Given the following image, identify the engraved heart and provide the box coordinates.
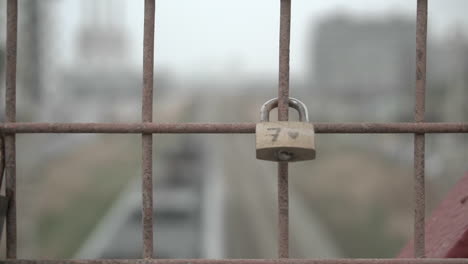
[288,131,299,139]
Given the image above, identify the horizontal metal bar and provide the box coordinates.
[3,259,468,264]
[0,122,468,134]
[0,123,254,134]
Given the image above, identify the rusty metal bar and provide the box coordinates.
[3,259,468,264]
[277,0,292,258]
[5,0,18,258]
[0,136,5,190]
[142,0,155,259]
[277,163,288,258]
[414,0,428,258]
[0,195,7,239]
[1,122,468,134]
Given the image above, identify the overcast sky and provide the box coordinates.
[55,0,468,77]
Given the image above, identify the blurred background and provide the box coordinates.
[0,0,467,259]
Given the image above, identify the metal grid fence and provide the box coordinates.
[2,0,468,263]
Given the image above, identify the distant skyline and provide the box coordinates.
[54,0,468,79]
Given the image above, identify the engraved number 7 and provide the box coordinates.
[267,127,281,142]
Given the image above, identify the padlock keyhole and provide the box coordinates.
[277,150,294,161]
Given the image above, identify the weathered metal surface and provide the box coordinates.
[5,0,17,123]
[399,173,468,258]
[277,0,292,258]
[260,98,309,123]
[413,0,428,258]
[142,0,156,259]
[0,136,5,190]
[0,123,255,134]
[5,0,18,258]
[277,162,289,259]
[3,259,468,264]
[1,123,468,134]
[0,195,7,240]
[0,137,5,240]
[1,0,466,262]
[256,122,315,162]
[257,98,314,162]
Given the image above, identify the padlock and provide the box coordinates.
[256,97,315,162]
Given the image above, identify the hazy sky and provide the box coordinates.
[56,0,468,78]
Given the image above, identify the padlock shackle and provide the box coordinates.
[260,97,309,122]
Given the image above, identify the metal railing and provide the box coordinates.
[2,0,468,263]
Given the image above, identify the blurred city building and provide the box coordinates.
[21,1,43,104]
[428,29,468,122]
[53,0,139,122]
[42,0,172,122]
[315,16,415,96]
[311,15,468,177]
[427,29,468,179]
[313,15,415,121]
[78,0,129,65]
[313,14,468,123]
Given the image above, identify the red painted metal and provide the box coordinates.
[399,173,468,258]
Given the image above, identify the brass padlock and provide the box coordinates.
[256,98,315,162]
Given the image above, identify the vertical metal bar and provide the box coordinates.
[5,0,18,259]
[142,0,155,259]
[414,0,428,258]
[0,136,5,190]
[277,163,289,258]
[277,0,291,259]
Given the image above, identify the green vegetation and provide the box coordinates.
[292,147,414,258]
[35,136,140,258]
